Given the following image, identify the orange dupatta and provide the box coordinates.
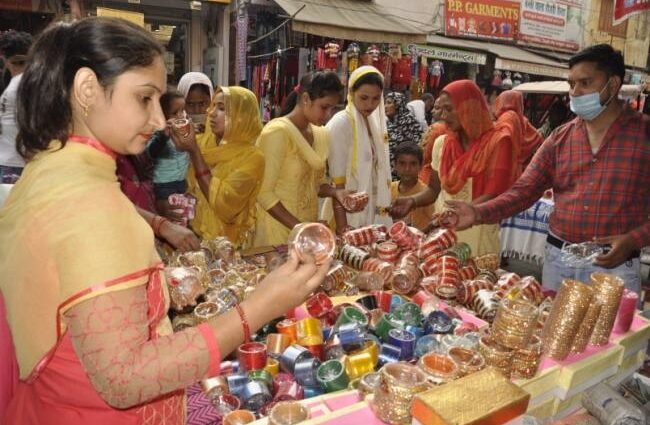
[495,90,543,164]
[438,80,519,198]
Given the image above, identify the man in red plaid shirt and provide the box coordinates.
[449,44,649,293]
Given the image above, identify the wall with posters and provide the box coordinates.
[585,0,649,69]
[444,0,520,41]
[518,0,584,52]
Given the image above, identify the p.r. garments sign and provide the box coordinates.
[444,0,520,41]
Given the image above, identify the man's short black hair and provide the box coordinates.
[421,93,434,102]
[0,30,32,59]
[394,142,423,164]
[568,44,625,81]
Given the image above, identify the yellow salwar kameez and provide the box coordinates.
[187,87,264,248]
[253,117,329,247]
[431,135,500,256]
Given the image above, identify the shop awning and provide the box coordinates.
[274,0,428,44]
[426,34,569,79]
[514,81,643,97]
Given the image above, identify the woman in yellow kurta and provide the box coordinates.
[253,72,344,247]
[173,86,264,248]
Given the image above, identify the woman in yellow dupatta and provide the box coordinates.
[172,86,264,248]
[253,72,344,247]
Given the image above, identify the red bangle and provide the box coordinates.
[195,168,211,179]
[235,304,251,343]
[152,216,168,236]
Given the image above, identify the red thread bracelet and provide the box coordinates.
[235,304,251,343]
[152,216,168,236]
[195,168,211,179]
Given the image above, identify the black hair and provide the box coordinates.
[188,83,211,98]
[421,93,434,102]
[394,142,423,164]
[281,71,344,116]
[0,30,32,59]
[160,89,185,119]
[16,17,164,159]
[568,44,625,81]
[351,72,383,92]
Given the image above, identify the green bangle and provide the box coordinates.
[248,369,274,388]
[316,359,349,392]
[374,313,402,343]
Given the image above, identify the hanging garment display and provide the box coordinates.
[491,70,502,87]
[502,71,513,89]
[347,43,360,73]
[392,55,412,90]
[367,44,380,62]
[418,56,428,94]
[429,60,443,89]
[323,41,340,71]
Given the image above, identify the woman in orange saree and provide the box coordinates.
[392,80,519,256]
[495,90,544,166]
[0,17,328,425]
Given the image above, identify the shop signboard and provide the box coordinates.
[1,0,34,12]
[614,0,650,25]
[518,0,583,52]
[495,57,568,79]
[444,0,520,41]
[409,44,487,65]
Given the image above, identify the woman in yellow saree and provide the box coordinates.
[172,86,264,248]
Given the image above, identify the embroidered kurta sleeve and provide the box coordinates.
[326,112,352,186]
[51,186,220,409]
[64,285,219,409]
[257,127,288,210]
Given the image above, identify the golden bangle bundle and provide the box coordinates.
[372,362,430,425]
[541,279,593,360]
[478,335,514,378]
[511,335,542,379]
[571,300,602,353]
[589,272,625,346]
[491,298,538,350]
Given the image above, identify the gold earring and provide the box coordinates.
[83,105,89,118]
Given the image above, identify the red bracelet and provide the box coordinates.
[235,304,251,343]
[195,168,211,179]
[152,216,168,236]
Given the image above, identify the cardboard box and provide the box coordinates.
[541,344,623,400]
[525,396,557,421]
[411,367,530,425]
[513,365,560,408]
[611,313,650,360]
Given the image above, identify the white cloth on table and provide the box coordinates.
[500,197,553,265]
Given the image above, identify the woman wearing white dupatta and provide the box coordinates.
[325,66,393,231]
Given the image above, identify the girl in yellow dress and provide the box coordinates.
[253,72,344,247]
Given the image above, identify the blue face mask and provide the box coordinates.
[569,79,615,121]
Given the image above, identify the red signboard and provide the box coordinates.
[445,0,521,41]
[613,0,650,25]
[0,0,32,11]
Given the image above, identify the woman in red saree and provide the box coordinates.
[0,17,328,425]
[495,90,544,166]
